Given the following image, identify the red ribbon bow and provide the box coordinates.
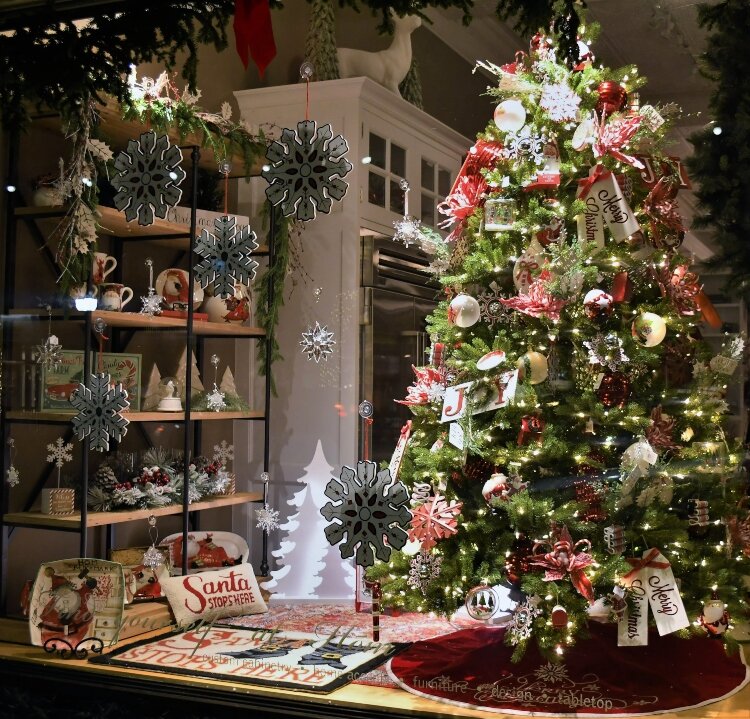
[593,114,645,169]
[623,547,670,581]
[576,163,613,200]
[530,526,595,604]
[234,0,277,77]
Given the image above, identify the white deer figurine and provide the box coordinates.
[337,14,422,96]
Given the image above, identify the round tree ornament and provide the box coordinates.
[448,294,481,327]
[483,197,517,231]
[465,584,498,621]
[516,351,548,384]
[596,370,631,408]
[493,99,526,132]
[595,81,628,117]
[632,312,667,347]
[583,289,614,321]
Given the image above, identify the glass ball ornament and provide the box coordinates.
[448,294,481,327]
[583,289,614,321]
[299,61,314,80]
[493,99,526,133]
[465,584,499,621]
[632,312,667,347]
[595,81,627,117]
[516,351,548,384]
[596,370,631,408]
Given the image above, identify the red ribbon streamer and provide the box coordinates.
[362,417,373,461]
[623,547,670,581]
[234,0,277,77]
[577,164,612,200]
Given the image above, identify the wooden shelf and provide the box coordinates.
[6,410,265,423]
[92,309,265,337]
[3,491,263,530]
[16,205,270,253]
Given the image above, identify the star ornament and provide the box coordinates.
[300,322,336,363]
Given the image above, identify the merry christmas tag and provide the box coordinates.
[388,421,412,480]
[618,573,649,646]
[578,169,640,242]
[576,207,605,248]
[642,549,689,636]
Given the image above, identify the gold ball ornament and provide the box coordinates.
[493,99,526,133]
[516,351,548,384]
[632,312,667,347]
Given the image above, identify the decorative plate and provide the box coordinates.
[28,558,125,650]
[162,531,249,574]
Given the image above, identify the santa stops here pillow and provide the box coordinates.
[161,564,267,627]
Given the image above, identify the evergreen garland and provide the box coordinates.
[399,59,424,109]
[687,0,750,297]
[305,0,340,81]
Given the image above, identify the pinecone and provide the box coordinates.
[94,463,118,491]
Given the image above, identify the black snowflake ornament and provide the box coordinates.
[262,121,352,221]
[112,130,186,226]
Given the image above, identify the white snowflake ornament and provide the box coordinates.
[255,504,281,532]
[407,549,443,594]
[540,82,581,122]
[206,384,227,412]
[112,130,186,226]
[300,322,336,363]
[320,460,412,567]
[262,120,353,221]
[70,372,130,452]
[508,595,543,644]
[33,335,63,372]
[213,440,235,467]
[193,216,260,298]
[393,216,424,248]
[140,287,162,316]
[5,465,20,488]
[46,437,74,468]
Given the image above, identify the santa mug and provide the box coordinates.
[92,252,117,285]
[99,282,133,311]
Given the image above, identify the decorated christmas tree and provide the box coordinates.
[368,25,750,660]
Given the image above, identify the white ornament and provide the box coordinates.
[255,504,281,533]
[5,465,20,488]
[632,312,667,347]
[46,437,74,468]
[213,440,235,467]
[508,595,543,643]
[516,351,548,385]
[513,239,545,294]
[448,294,481,328]
[206,384,227,412]
[408,550,443,594]
[493,99,526,132]
[540,82,581,122]
[300,321,336,363]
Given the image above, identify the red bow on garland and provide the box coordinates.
[643,177,685,249]
[623,547,670,580]
[234,0,277,77]
[593,114,645,169]
[530,525,595,604]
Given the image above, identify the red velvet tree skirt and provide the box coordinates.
[388,624,749,716]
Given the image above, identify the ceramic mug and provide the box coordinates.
[93,252,117,285]
[99,282,133,311]
[68,284,98,300]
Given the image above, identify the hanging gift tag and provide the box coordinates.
[639,105,665,132]
[441,382,472,422]
[577,168,640,243]
[642,549,690,636]
[482,370,518,413]
[448,422,465,449]
[618,574,649,646]
[576,209,605,248]
[442,372,518,423]
[388,421,412,480]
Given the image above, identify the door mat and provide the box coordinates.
[388,623,749,716]
[91,625,403,693]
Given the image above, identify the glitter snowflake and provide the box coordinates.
[142,545,165,569]
[33,335,63,371]
[534,662,570,684]
[139,287,162,316]
[193,216,260,298]
[584,333,629,371]
[255,504,281,532]
[320,460,412,567]
[428,255,451,276]
[478,282,511,327]
[206,385,227,412]
[46,437,73,468]
[112,130,186,226]
[70,372,130,452]
[262,120,353,221]
[508,596,543,644]
[407,549,443,594]
[393,216,424,248]
[540,82,581,122]
[213,440,234,467]
[300,322,336,363]
[408,494,463,550]
[5,466,20,488]
[501,127,547,165]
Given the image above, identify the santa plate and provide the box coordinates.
[28,558,125,651]
[162,530,249,574]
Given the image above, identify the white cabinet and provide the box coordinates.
[233,79,468,597]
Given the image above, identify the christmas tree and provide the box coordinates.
[264,441,355,599]
[305,0,339,82]
[369,26,750,660]
[399,59,423,110]
[175,348,204,400]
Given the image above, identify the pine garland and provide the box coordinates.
[305,0,340,81]
[687,0,750,297]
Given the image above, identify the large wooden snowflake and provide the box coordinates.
[70,372,130,452]
[262,120,352,221]
[408,494,463,550]
[320,460,411,567]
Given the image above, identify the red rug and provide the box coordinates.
[388,624,749,716]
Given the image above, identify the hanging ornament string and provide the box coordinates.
[300,62,313,121]
[143,514,165,568]
[219,160,231,216]
[359,400,374,461]
[94,318,108,373]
